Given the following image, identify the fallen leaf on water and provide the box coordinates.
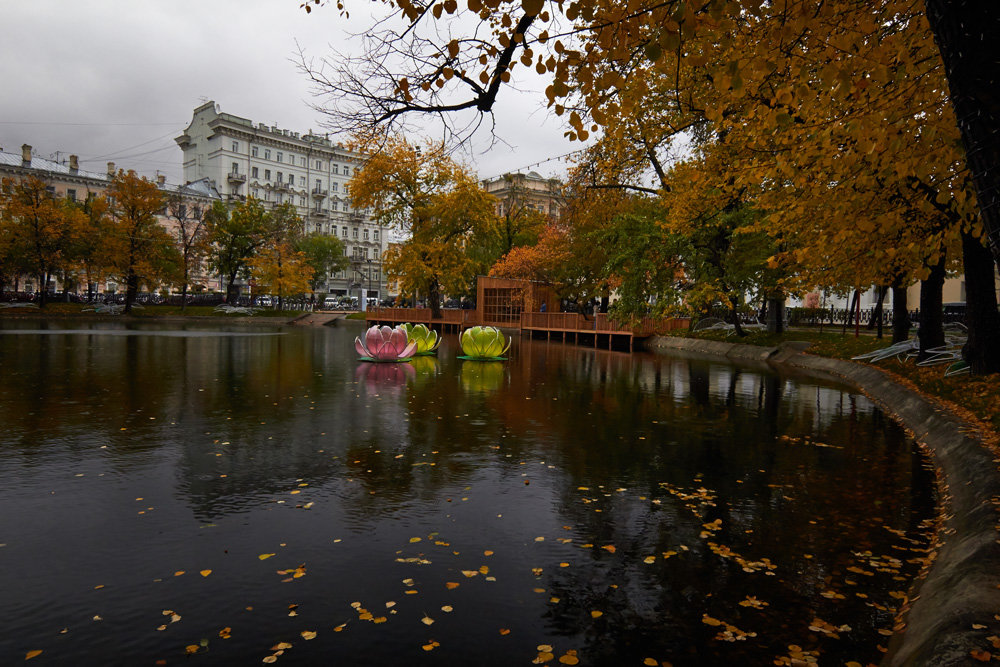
[643,556,656,564]
[535,536,545,542]
[185,645,199,655]
[500,628,511,635]
[558,650,580,665]
[422,640,440,651]
[301,630,317,640]
[410,537,422,543]
[25,650,42,660]
[422,616,435,625]
[445,582,460,589]
[644,660,658,666]
[219,627,232,639]
[559,562,570,568]
[441,605,453,613]
[271,642,292,650]
[259,554,275,560]
[200,570,212,577]
[461,570,478,578]
[479,565,489,575]
[601,545,616,553]
[532,568,543,576]
[174,571,185,577]
[590,611,603,619]
[385,601,396,608]
[484,550,494,556]
[970,650,992,662]
[262,656,277,664]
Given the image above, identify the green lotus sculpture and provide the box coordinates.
[401,323,441,355]
[459,326,511,360]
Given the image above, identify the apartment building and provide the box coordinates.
[481,171,564,220]
[175,102,385,299]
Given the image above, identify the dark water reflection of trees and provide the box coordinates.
[0,323,934,666]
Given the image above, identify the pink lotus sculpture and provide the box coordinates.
[355,325,418,362]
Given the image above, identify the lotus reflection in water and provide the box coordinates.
[355,325,418,362]
[355,360,416,395]
[460,361,506,392]
[459,326,511,360]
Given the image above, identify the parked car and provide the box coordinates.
[942,302,966,325]
[323,297,338,310]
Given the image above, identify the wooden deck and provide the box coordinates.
[366,308,689,350]
[520,312,690,350]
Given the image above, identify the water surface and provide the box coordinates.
[0,321,934,665]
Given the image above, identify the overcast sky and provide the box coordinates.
[0,1,579,185]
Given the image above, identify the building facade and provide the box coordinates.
[481,171,564,220]
[1,144,221,294]
[175,102,385,300]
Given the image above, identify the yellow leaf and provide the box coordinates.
[263,656,277,664]
[484,550,494,556]
[445,582,460,589]
[422,616,435,625]
[643,556,656,564]
[271,642,292,650]
[601,545,616,553]
[185,645,199,655]
[25,650,43,660]
[461,570,478,578]
[591,610,603,618]
[410,537,422,543]
[301,630,317,640]
[259,553,275,560]
[644,660,658,667]
[499,628,511,635]
[174,571,185,577]
[200,569,212,577]
[441,605,453,612]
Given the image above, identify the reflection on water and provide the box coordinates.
[0,322,934,666]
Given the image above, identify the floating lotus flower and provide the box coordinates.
[401,323,441,355]
[355,325,417,362]
[459,326,511,360]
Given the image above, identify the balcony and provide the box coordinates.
[274,181,292,192]
[227,171,246,184]
[311,187,328,199]
[309,208,327,218]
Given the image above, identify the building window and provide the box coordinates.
[231,162,239,174]
[300,157,306,167]
[66,189,77,202]
[252,146,258,157]
[316,160,322,170]
[331,182,338,192]
[373,229,379,242]
[299,176,305,187]
[252,166,259,178]
[277,172,283,183]
[265,149,271,160]
[264,191,271,201]
[276,194,283,204]
[352,227,359,239]
[343,166,350,176]
[363,228,369,241]
[341,226,347,238]
[343,202,349,212]
[232,141,239,152]
[277,152,283,162]
[252,188,259,197]
[332,164,339,174]
[265,169,271,181]
[299,197,306,206]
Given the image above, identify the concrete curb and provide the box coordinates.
[648,336,1000,666]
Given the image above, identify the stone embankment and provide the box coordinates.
[648,336,1000,667]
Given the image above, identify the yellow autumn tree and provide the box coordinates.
[350,135,497,316]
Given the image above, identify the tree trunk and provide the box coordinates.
[766,294,785,333]
[38,271,48,308]
[226,276,240,304]
[842,290,859,335]
[428,277,442,319]
[891,283,910,343]
[923,0,1000,265]
[868,286,889,338]
[961,229,1000,373]
[730,296,746,337]
[917,258,946,359]
[599,294,609,314]
[124,270,139,315]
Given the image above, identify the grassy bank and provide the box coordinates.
[671,327,1000,439]
[0,303,301,318]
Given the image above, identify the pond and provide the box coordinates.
[0,320,935,666]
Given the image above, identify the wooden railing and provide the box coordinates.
[368,308,479,326]
[521,312,689,335]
